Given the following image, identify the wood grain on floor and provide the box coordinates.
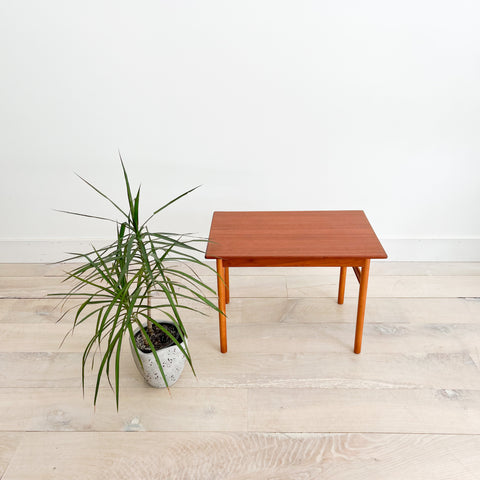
[0,262,480,479]
[3,432,480,480]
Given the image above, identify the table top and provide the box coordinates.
[205,211,387,261]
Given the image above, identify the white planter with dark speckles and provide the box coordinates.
[129,324,187,388]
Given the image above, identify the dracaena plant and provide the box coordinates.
[52,158,218,409]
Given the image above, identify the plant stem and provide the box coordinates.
[147,295,153,336]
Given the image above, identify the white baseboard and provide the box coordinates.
[379,238,480,261]
[0,239,113,263]
[0,238,479,263]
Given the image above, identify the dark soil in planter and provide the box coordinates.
[134,322,184,353]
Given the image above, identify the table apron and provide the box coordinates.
[221,257,369,268]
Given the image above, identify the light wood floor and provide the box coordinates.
[1,262,480,479]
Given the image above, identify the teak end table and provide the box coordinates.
[205,211,387,354]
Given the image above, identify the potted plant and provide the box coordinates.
[52,158,218,409]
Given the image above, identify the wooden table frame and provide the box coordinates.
[215,259,370,354]
[206,211,387,355]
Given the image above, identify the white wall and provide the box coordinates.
[1,1,479,261]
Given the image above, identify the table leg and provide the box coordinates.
[225,266,230,304]
[354,259,370,354]
[216,259,228,353]
[338,266,347,304]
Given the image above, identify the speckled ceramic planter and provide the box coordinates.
[129,323,187,388]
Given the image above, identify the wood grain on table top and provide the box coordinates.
[205,211,387,260]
